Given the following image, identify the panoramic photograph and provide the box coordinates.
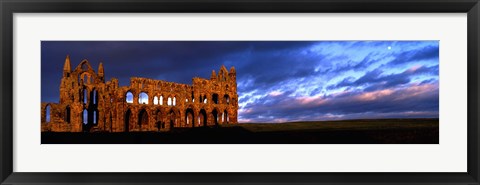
[41,41,439,144]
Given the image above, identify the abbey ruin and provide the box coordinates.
[41,55,238,132]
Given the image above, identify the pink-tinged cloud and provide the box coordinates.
[355,89,395,101]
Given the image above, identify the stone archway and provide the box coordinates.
[185,108,195,128]
[155,109,163,131]
[138,109,149,130]
[199,109,207,127]
[169,109,177,129]
[124,109,131,132]
[223,110,228,124]
[212,109,219,126]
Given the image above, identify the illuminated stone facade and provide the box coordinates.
[41,55,238,132]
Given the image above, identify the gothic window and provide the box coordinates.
[224,95,230,104]
[153,96,158,105]
[173,97,176,106]
[139,92,149,104]
[45,105,51,123]
[83,89,88,104]
[212,94,219,104]
[93,110,97,124]
[93,89,98,105]
[126,91,133,103]
[159,96,164,105]
[83,109,88,125]
[222,112,225,123]
[186,109,194,126]
[167,97,172,106]
[224,110,228,123]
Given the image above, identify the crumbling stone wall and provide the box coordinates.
[41,55,239,132]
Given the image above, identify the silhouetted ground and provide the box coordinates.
[41,118,439,144]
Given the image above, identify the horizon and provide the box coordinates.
[41,41,439,123]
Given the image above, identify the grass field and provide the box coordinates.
[41,118,439,144]
[228,118,438,132]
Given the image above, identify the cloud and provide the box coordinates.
[42,41,439,122]
[389,45,439,65]
[239,83,439,123]
[328,64,439,92]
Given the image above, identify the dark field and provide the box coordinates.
[41,118,439,144]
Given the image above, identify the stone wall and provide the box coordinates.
[41,55,238,132]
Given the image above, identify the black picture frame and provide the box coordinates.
[1,0,479,184]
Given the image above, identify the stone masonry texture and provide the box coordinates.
[41,55,238,132]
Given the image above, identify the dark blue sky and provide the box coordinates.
[41,41,439,123]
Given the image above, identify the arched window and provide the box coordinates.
[153,96,158,105]
[45,105,51,123]
[126,91,133,103]
[212,94,219,104]
[204,98,207,104]
[186,109,194,126]
[83,109,88,124]
[93,89,98,105]
[83,89,88,104]
[167,97,172,106]
[223,110,228,123]
[173,97,176,106]
[222,112,225,123]
[224,95,230,104]
[93,110,97,124]
[159,96,164,105]
[139,92,149,104]
[185,98,188,103]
